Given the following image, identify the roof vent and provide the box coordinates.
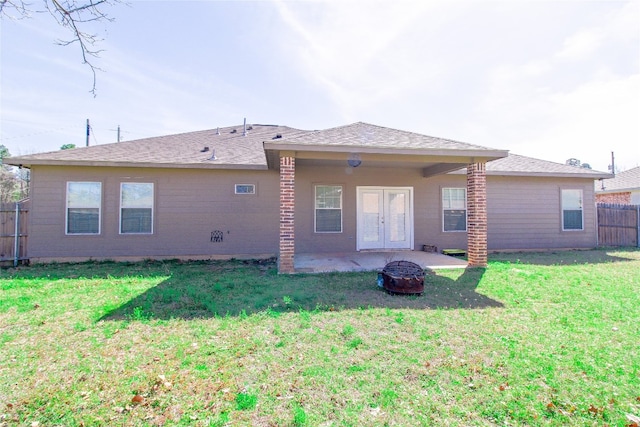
[216,127,220,135]
[273,134,282,139]
[243,118,247,136]
[201,146,210,152]
[208,149,217,161]
[230,129,237,134]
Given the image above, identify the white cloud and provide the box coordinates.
[556,29,604,61]
[273,0,446,120]
[537,74,640,171]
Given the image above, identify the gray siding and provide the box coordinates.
[294,165,469,253]
[486,176,598,250]
[26,164,599,262]
[295,165,598,253]
[28,166,281,261]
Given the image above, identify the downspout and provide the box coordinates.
[637,204,639,248]
[13,202,20,267]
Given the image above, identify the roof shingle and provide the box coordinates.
[267,122,501,152]
[451,153,611,178]
[596,166,640,192]
[7,124,308,169]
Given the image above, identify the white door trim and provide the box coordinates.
[356,186,414,251]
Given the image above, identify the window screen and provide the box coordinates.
[66,182,101,234]
[120,183,154,234]
[562,189,583,230]
[442,188,467,232]
[315,185,342,233]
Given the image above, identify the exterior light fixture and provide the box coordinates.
[348,153,362,168]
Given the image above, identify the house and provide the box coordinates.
[595,166,640,205]
[6,122,611,273]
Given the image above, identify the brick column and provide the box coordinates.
[278,155,295,274]
[467,162,488,267]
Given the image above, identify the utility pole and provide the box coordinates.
[110,125,122,142]
[86,119,90,147]
[608,151,616,175]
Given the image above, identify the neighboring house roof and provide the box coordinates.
[451,153,611,179]
[595,166,640,193]
[7,124,308,170]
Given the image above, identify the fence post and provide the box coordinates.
[13,202,20,267]
[637,205,640,248]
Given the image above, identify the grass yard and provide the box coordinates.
[0,249,639,426]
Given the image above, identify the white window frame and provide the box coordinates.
[120,182,154,234]
[314,185,343,233]
[65,181,101,235]
[442,187,467,232]
[235,184,256,195]
[561,189,584,231]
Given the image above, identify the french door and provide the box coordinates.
[357,187,413,250]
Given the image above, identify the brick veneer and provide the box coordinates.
[596,192,631,205]
[467,162,488,267]
[279,155,296,273]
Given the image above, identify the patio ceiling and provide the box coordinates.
[264,146,507,178]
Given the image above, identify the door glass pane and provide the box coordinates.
[362,192,380,241]
[388,192,405,242]
[363,193,379,213]
[363,213,379,241]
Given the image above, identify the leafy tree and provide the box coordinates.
[61,143,77,150]
[0,145,19,202]
[1,0,121,95]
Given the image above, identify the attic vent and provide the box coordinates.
[201,146,210,152]
[273,134,282,139]
[230,129,237,134]
[247,125,253,130]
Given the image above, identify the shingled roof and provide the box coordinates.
[7,124,308,169]
[596,166,640,192]
[451,153,611,178]
[265,122,504,154]
[7,122,609,180]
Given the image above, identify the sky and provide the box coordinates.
[1,0,639,172]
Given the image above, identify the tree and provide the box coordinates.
[61,143,77,150]
[0,144,20,202]
[0,0,121,95]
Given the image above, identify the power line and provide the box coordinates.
[0,127,74,141]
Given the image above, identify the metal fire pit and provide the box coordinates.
[380,260,425,295]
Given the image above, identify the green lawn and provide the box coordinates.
[0,249,639,426]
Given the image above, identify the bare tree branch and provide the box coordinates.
[1,0,121,96]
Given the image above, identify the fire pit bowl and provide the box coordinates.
[380,260,425,295]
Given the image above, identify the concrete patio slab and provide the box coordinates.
[294,251,468,273]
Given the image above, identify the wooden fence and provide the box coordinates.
[597,203,639,247]
[0,200,29,266]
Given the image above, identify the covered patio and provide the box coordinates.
[293,250,468,273]
[264,122,508,274]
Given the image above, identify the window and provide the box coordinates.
[442,188,467,232]
[120,183,154,234]
[562,189,583,230]
[235,184,255,194]
[315,185,342,233]
[66,182,101,234]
